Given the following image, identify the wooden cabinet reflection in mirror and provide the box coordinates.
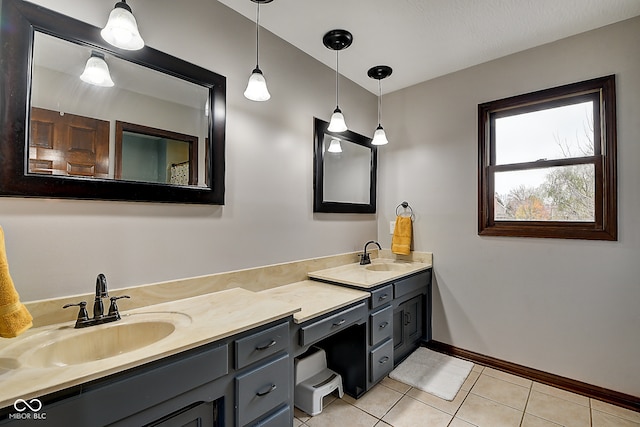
[29,107,109,178]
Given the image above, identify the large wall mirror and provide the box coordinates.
[0,0,225,204]
[313,118,377,213]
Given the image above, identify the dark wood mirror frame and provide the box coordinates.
[313,117,377,213]
[0,0,226,204]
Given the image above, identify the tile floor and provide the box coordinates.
[293,362,640,427]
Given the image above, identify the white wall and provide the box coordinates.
[378,17,640,396]
[1,0,378,300]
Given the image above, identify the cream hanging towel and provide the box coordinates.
[0,226,33,338]
[391,216,412,255]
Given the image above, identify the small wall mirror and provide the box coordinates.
[0,0,225,204]
[313,118,377,213]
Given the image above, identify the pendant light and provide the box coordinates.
[327,138,342,153]
[244,0,273,102]
[368,65,392,145]
[80,51,115,87]
[101,0,145,51]
[323,30,353,132]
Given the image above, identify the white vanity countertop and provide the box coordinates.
[259,280,369,323]
[0,288,300,409]
[308,258,432,289]
[0,253,434,409]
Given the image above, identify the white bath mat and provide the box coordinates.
[389,348,473,401]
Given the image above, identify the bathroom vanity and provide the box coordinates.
[0,257,432,426]
[305,262,432,397]
[1,319,292,427]
[0,289,300,427]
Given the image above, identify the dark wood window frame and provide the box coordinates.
[478,75,617,240]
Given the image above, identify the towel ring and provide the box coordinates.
[395,201,415,221]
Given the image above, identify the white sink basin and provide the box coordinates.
[365,263,409,272]
[26,320,175,367]
[3,311,192,369]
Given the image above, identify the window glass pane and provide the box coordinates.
[494,164,595,222]
[495,101,594,165]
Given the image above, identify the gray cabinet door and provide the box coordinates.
[404,295,423,345]
[393,295,424,365]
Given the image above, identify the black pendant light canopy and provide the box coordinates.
[367,65,392,81]
[323,29,353,51]
[324,29,353,132]
[368,65,393,146]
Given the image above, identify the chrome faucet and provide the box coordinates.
[360,240,381,265]
[63,273,130,328]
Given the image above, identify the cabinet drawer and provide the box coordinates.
[370,305,393,346]
[249,404,290,427]
[369,339,393,383]
[394,272,427,300]
[370,285,393,310]
[299,302,366,347]
[236,354,290,427]
[235,322,289,369]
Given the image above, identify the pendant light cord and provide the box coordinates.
[255,3,260,68]
[377,79,382,125]
[335,50,339,108]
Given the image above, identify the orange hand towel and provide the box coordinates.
[391,216,412,255]
[0,226,32,338]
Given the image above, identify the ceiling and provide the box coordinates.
[217,0,640,95]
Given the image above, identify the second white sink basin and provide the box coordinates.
[364,263,408,272]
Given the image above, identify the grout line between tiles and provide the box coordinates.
[519,384,535,427]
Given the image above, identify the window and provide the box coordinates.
[478,75,617,240]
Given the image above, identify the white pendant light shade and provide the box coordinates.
[327,138,342,153]
[244,68,271,101]
[80,52,114,87]
[328,108,348,132]
[368,65,393,146]
[371,125,389,146]
[101,1,145,51]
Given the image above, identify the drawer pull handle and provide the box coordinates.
[379,321,389,329]
[379,356,390,364]
[378,294,389,301]
[332,319,346,327]
[256,384,277,397]
[255,340,277,351]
